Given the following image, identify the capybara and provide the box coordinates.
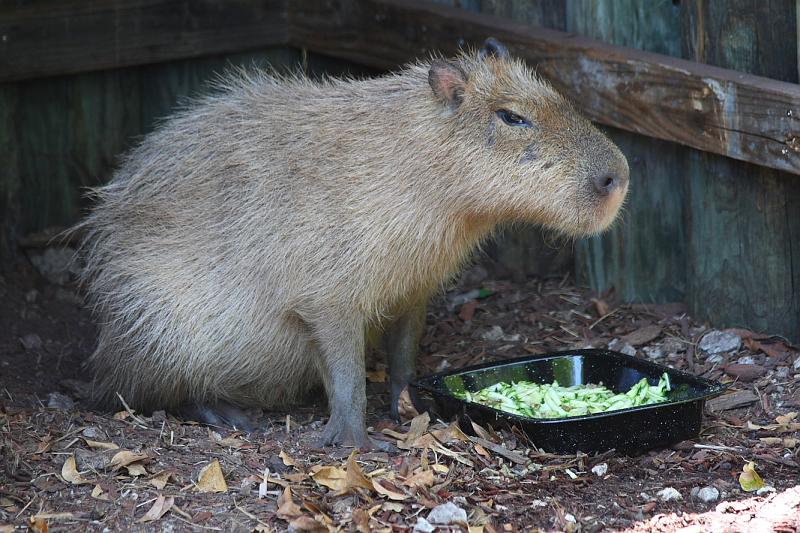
[77,38,629,449]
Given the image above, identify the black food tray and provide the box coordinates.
[410,349,725,454]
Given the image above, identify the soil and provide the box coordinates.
[1,250,798,533]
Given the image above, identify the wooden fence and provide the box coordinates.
[1,0,798,341]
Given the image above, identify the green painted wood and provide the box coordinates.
[567,0,689,303]
[681,0,800,341]
[0,46,301,253]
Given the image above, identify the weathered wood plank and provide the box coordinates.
[682,0,800,343]
[289,0,800,175]
[570,0,689,304]
[0,0,288,82]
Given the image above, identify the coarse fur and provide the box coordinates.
[77,44,628,446]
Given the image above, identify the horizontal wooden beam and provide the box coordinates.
[0,0,288,82]
[289,0,800,175]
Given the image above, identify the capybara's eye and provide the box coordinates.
[496,109,531,127]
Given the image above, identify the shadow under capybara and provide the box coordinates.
[77,38,629,449]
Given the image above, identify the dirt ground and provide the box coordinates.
[1,246,799,532]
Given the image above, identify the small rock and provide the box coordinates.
[529,499,547,508]
[427,502,467,525]
[608,338,636,356]
[656,487,682,502]
[692,486,720,503]
[707,354,724,364]
[736,356,756,365]
[591,463,608,476]
[82,427,105,439]
[756,486,776,496]
[698,330,741,355]
[47,392,75,410]
[725,363,766,382]
[412,517,435,533]
[565,513,576,523]
[643,346,664,360]
[660,337,686,354]
[20,333,43,352]
[482,325,505,341]
[775,367,791,379]
[793,357,800,370]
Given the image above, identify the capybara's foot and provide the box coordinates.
[316,416,392,451]
[178,401,258,431]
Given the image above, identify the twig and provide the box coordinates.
[116,393,150,427]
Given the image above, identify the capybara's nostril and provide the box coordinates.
[593,174,617,196]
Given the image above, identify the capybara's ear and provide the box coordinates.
[428,60,467,108]
[479,37,510,60]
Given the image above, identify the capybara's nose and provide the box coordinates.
[593,162,629,196]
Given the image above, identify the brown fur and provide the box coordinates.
[76,43,628,447]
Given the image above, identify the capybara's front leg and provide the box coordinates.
[314,320,389,450]
[385,301,427,420]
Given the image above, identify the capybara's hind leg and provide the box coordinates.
[178,401,258,432]
[384,302,427,420]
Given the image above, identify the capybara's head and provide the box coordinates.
[428,38,629,236]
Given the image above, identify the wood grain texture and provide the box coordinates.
[682,0,800,342]
[571,0,690,304]
[289,0,800,175]
[0,0,288,82]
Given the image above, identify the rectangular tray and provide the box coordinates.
[410,349,726,454]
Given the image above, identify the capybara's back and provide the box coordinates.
[80,40,629,448]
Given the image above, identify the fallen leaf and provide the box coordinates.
[109,450,149,470]
[280,450,298,468]
[759,437,783,445]
[126,463,148,477]
[196,460,228,493]
[276,487,303,520]
[149,471,173,490]
[0,525,15,533]
[401,412,430,448]
[288,516,328,532]
[473,443,491,458]
[739,462,765,492]
[397,387,420,421]
[112,411,129,421]
[776,412,798,426]
[621,324,662,347]
[310,465,347,491]
[784,437,798,448]
[429,421,470,444]
[27,516,47,533]
[91,485,110,501]
[591,298,610,317]
[61,456,90,485]
[215,435,246,449]
[344,451,374,493]
[84,439,119,450]
[352,508,371,533]
[366,368,386,383]
[382,502,404,512]
[373,478,408,501]
[459,300,478,322]
[402,468,434,488]
[137,494,174,523]
[431,464,449,474]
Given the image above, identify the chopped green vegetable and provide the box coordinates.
[452,373,672,419]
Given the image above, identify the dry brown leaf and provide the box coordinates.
[138,494,174,523]
[474,443,491,458]
[397,387,420,421]
[84,439,119,450]
[61,456,90,485]
[126,463,148,477]
[366,368,386,383]
[398,411,430,449]
[431,464,449,474]
[310,465,347,492]
[760,437,783,445]
[352,508,371,533]
[373,478,408,501]
[430,421,470,444]
[280,450,298,468]
[344,451,374,493]
[591,298,610,317]
[402,468,434,488]
[91,485,110,501]
[784,437,798,448]
[288,516,328,532]
[470,420,498,443]
[149,471,173,490]
[469,527,485,533]
[277,487,304,520]
[776,412,798,426]
[196,460,228,493]
[0,525,15,533]
[212,433,246,449]
[112,411,129,421]
[27,516,47,533]
[109,450,149,470]
[381,502,404,512]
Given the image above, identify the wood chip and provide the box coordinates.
[707,390,759,412]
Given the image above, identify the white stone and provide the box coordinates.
[736,356,756,365]
[608,338,636,356]
[591,463,608,476]
[756,486,776,496]
[412,518,435,533]
[656,487,682,502]
[427,502,467,525]
[694,486,719,503]
[643,346,664,360]
[793,357,800,370]
[698,330,741,355]
[482,325,505,341]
